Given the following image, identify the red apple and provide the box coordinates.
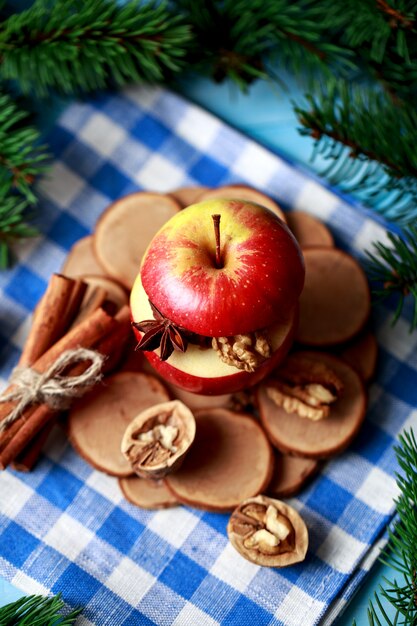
[130,198,304,394]
[139,199,304,336]
[131,275,298,394]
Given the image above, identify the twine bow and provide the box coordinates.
[0,348,105,432]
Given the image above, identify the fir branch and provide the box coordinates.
[356,430,417,625]
[0,0,191,96]
[0,593,81,625]
[295,81,417,223]
[0,91,48,203]
[366,226,417,331]
[0,90,46,266]
[175,0,354,88]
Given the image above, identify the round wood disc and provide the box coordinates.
[166,381,234,411]
[169,186,208,208]
[286,211,334,248]
[267,453,320,498]
[119,475,178,509]
[296,247,371,346]
[198,185,287,222]
[80,274,129,311]
[94,192,181,289]
[165,408,273,512]
[68,372,170,476]
[257,352,367,459]
[340,331,378,382]
[61,236,107,278]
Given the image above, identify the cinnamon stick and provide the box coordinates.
[0,309,132,469]
[9,310,129,473]
[65,278,88,325]
[0,405,56,469]
[11,421,55,472]
[97,305,131,374]
[18,274,77,367]
[70,286,108,328]
[0,307,118,447]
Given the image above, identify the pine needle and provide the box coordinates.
[366,226,417,331]
[357,429,417,625]
[0,0,191,96]
[0,593,81,626]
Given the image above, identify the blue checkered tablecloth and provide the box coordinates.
[0,86,416,626]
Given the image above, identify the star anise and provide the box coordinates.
[132,301,188,361]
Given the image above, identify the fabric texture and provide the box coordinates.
[0,86,416,626]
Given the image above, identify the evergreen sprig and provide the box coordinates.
[0,593,81,625]
[0,0,191,95]
[355,430,417,625]
[366,226,417,331]
[176,0,354,87]
[0,92,48,202]
[295,81,417,224]
[0,91,47,267]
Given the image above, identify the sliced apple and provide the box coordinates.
[131,275,297,394]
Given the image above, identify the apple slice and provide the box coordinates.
[165,408,273,512]
[119,475,178,509]
[339,331,378,382]
[296,247,371,346]
[286,211,334,248]
[198,185,286,222]
[169,186,208,208]
[94,192,181,289]
[267,453,320,498]
[68,372,170,476]
[257,352,367,458]
[61,235,107,277]
[131,275,297,394]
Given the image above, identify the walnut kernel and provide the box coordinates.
[266,353,344,420]
[212,330,271,372]
[121,400,196,479]
[227,495,308,567]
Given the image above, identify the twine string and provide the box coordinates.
[0,348,105,432]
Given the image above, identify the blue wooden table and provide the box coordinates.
[0,75,402,625]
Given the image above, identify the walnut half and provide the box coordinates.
[212,330,271,373]
[266,352,344,421]
[227,495,308,567]
[121,400,196,479]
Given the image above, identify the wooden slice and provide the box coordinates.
[267,453,320,498]
[165,408,273,512]
[94,192,181,289]
[296,248,371,346]
[166,381,234,411]
[198,185,287,222]
[68,372,170,476]
[286,211,334,248]
[258,352,367,459]
[119,475,178,509]
[339,331,378,383]
[169,186,208,208]
[61,236,106,278]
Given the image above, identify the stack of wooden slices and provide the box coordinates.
[64,184,375,567]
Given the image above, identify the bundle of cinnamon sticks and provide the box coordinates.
[0,273,132,471]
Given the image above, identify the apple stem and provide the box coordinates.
[212,214,222,268]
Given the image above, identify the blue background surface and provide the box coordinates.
[0,75,404,625]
